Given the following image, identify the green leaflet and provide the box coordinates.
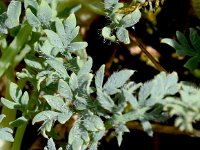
[45,30,64,49]
[24,55,43,70]
[78,57,93,76]
[0,127,14,142]
[116,27,130,44]
[104,0,119,10]
[103,69,135,95]
[55,18,66,45]
[58,79,73,100]
[69,73,79,91]
[43,95,68,111]
[0,114,14,142]
[83,115,105,132]
[37,0,52,26]
[138,72,179,107]
[68,123,85,150]
[44,138,57,150]
[5,0,21,28]
[161,27,200,70]
[190,28,200,51]
[95,65,105,89]
[0,114,5,122]
[67,42,88,52]
[141,120,153,136]
[101,26,116,42]
[97,89,115,112]
[46,59,69,79]
[24,0,38,10]
[32,110,60,125]
[26,8,41,27]
[9,82,22,103]
[1,97,17,109]
[115,124,129,146]
[0,13,7,34]
[121,9,141,28]
[9,116,28,127]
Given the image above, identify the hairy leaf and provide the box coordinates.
[0,127,14,142]
[97,89,115,111]
[32,111,60,125]
[58,79,73,100]
[44,138,56,150]
[5,1,21,28]
[121,9,141,28]
[116,27,130,44]
[95,65,105,89]
[37,0,52,25]
[9,116,28,127]
[26,8,41,27]
[103,70,135,95]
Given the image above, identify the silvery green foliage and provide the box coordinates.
[1,0,200,150]
[162,27,200,70]
[164,83,200,132]
[102,0,142,44]
[0,114,14,142]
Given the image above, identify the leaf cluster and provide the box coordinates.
[0,0,200,150]
[162,27,200,70]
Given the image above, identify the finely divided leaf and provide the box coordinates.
[55,18,66,45]
[26,8,41,27]
[0,114,6,122]
[69,73,79,91]
[121,9,141,28]
[37,0,52,25]
[176,31,190,48]
[45,30,64,49]
[116,27,130,44]
[122,89,139,109]
[67,42,88,52]
[44,138,56,150]
[24,55,43,70]
[83,116,104,132]
[46,59,68,79]
[78,57,93,76]
[102,26,116,42]
[32,111,60,125]
[20,91,29,106]
[9,82,22,103]
[189,28,200,52]
[9,116,28,127]
[141,121,153,136]
[57,111,73,124]
[0,127,14,142]
[103,70,134,95]
[5,1,21,28]
[97,89,115,111]
[58,79,73,99]
[1,97,17,109]
[95,65,105,89]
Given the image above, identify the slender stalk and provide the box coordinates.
[0,23,32,77]
[129,33,167,73]
[0,68,16,150]
[11,123,28,150]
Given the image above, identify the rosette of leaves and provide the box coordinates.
[161,27,200,70]
[102,0,142,44]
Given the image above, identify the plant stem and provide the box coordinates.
[129,33,167,73]
[0,68,16,150]
[11,123,28,150]
[0,23,32,78]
